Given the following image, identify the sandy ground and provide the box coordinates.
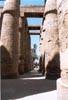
[1,67,57,100]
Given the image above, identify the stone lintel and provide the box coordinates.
[0,6,44,17]
[30,32,40,35]
[28,25,40,30]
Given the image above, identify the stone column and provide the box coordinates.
[27,34,32,70]
[41,29,46,75]
[18,17,25,74]
[24,27,31,72]
[0,14,2,37]
[39,39,43,73]
[1,0,20,78]
[57,0,68,100]
[24,23,29,72]
[44,0,60,79]
[39,30,45,75]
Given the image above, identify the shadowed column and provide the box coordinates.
[57,0,68,100]
[39,26,45,75]
[0,14,2,37]
[18,17,26,74]
[44,0,60,79]
[1,0,20,78]
[24,26,31,72]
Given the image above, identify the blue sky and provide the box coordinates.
[21,0,44,6]
[0,0,44,56]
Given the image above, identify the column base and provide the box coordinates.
[57,78,68,100]
[18,63,24,75]
[46,72,60,80]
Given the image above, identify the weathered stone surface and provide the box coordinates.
[1,0,20,78]
[25,27,31,72]
[18,17,25,74]
[0,15,2,37]
[57,0,68,100]
[28,25,40,30]
[39,28,45,75]
[0,6,44,18]
[57,79,68,100]
[44,0,60,79]
[44,0,57,14]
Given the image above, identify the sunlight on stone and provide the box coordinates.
[11,90,57,100]
[20,76,45,80]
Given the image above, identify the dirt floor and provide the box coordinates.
[1,67,57,100]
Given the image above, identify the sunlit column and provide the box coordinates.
[57,0,68,100]
[44,0,60,79]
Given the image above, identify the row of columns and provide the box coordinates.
[40,0,68,100]
[0,0,32,78]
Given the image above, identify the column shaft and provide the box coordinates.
[1,0,20,78]
[44,0,60,79]
[18,17,25,74]
[57,0,68,100]
[39,30,45,75]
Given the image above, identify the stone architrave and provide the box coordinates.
[1,0,20,78]
[57,0,68,100]
[44,0,60,79]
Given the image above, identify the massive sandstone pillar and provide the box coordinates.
[39,27,45,75]
[44,0,60,79]
[27,34,32,70]
[1,0,20,78]
[0,13,2,37]
[24,25,31,72]
[0,15,1,36]
[18,17,25,74]
[57,0,68,100]
[39,38,43,73]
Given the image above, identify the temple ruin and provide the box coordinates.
[0,0,68,100]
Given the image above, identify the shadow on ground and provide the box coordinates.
[1,68,56,100]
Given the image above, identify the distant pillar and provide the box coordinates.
[27,34,32,70]
[24,26,31,72]
[57,0,68,100]
[39,39,43,72]
[44,0,60,79]
[18,17,25,74]
[39,29,45,75]
[1,0,20,78]
[0,14,2,37]
[0,15,1,36]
